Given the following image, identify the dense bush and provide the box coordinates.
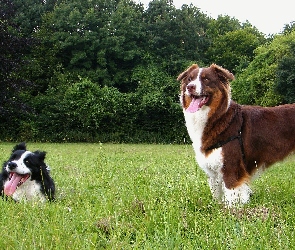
[275,42,295,103]
[2,0,294,143]
[231,31,295,106]
[18,77,187,143]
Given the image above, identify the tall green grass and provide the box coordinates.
[0,143,294,249]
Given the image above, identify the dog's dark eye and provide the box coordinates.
[188,77,192,82]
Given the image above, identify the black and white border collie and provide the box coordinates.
[0,143,55,202]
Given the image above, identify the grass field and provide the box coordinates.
[0,142,295,249]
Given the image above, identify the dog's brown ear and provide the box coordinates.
[177,71,187,81]
[177,64,198,81]
[211,64,234,83]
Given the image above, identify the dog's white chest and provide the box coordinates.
[184,108,224,175]
[12,180,46,202]
[193,144,223,174]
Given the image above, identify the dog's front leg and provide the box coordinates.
[222,182,252,207]
[207,173,223,201]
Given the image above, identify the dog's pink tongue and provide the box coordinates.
[186,97,202,113]
[4,173,25,196]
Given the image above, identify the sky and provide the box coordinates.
[136,0,295,35]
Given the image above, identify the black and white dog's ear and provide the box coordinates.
[33,151,46,162]
[12,142,27,152]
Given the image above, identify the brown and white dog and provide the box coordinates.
[177,63,295,206]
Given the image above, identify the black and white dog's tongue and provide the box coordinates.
[4,173,30,196]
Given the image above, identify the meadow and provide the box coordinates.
[0,142,294,249]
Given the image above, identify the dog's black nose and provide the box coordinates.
[187,84,196,93]
[8,162,17,170]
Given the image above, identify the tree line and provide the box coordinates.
[1,0,295,143]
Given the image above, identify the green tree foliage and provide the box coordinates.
[132,63,185,142]
[145,1,210,74]
[232,32,295,106]
[8,0,56,95]
[206,15,242,38]
[275,41,295,103]
[10,0,56,36]
[101,0,146,91]
[0,0,35,138]
[31,75,185,143]
[2,0,288,143]
[37,0,110,84]
[61,80,128,141]
[30,78,127,142]
[283,21,295,34]
[206,17,266,73]
[35,0,146,92]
